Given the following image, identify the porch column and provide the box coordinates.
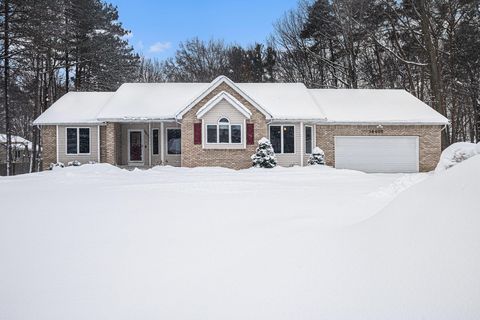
[105,122,117,165]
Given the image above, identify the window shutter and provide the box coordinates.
[247,123,254,145]
[194,123,202,145]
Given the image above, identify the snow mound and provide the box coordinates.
[352,156,480,318]
[435,142,479,172]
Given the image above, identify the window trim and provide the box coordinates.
[269,124,295,154]
[65,127,91,155]
[166,128,182,155]
[205,117,243,145]
[305,125,313,155]
[152,128,159,155]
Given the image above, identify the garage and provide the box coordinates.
[334,136,419,173]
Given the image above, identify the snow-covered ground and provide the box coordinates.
[0,160,479,320]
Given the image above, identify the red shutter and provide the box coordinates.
[247,123,254,145]
[194,123,202,145]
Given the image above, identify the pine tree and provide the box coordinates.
[251,137,277,168]
[308,147,325,165]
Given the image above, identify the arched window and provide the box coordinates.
[206,117,242,144]
[218,118,230,143]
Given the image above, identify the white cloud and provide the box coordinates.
[148,41,172,53]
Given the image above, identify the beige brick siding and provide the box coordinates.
[41,125,57,170]
[105,122,119,165]
[181,82,267,170]
[315,124,443,172]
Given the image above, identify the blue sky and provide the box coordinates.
[108,0,299,59]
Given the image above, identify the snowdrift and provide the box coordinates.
[435,141,480,172]
[0,159,478,319]
[342,155,480,319]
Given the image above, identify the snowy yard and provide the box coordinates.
[0,159,479,319]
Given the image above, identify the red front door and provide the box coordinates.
[129,131,143,162]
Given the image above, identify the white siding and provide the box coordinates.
[58,125,99,164]
[268,123,301,167]
[200,98,247,150]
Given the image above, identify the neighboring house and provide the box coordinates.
[33,76,448,173]
[0,134,32,176]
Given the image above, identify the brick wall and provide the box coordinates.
[316,124,443,172]
[41,125,57,170]
[105,122,119,165]
[181,82,267,170]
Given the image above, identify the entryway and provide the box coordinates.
[128,130,144,163]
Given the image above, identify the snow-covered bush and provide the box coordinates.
[308,147,325,165]
[251,137,277,168]
[88,161,97,165]
[48,162,65,170]
[435,142,480,172]
[67,160,82,167]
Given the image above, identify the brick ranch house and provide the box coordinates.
[33,76,448,173]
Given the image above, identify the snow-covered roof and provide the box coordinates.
[309,89,449,125]
[0,134,32,149]
[237,83,325,120]
[33,92,115,125]
[33,77,448,125]
[97,83,209,121]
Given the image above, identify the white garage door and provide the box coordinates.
[334,136,419,173]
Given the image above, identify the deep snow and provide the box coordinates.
[0,160,478,320]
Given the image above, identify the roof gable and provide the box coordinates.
[175,76,272,120]
[196,91,252,119]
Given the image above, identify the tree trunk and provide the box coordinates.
[418,0,449,147]
[3,0,12,176]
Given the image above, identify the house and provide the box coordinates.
[0,134,33,175]
[33,76,448,173]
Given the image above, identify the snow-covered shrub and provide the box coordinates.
[48,162,65,170]
[88,161,97,165]
[67,160,82,167]
[308,147,325,165]
[251,137,277,168]
[435,142,480,172]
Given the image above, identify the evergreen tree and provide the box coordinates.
[308,147,325,165]
[251,137,277,168]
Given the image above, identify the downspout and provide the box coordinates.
[97,125,100,163]
[300,122,304,167]
[160,122,165,165]
[56,125,59,164]
[148,122,152,167]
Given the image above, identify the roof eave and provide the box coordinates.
[322,120,449,126]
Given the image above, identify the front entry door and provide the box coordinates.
[129,130,143,162]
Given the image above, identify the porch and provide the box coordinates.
[106,122,181,167]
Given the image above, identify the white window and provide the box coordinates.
[305,126,313,154]
[167,128,181,154]
[152,129,159,155]
[66,127,90,155]
[206,118,242,144]
[269,125,295,154]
